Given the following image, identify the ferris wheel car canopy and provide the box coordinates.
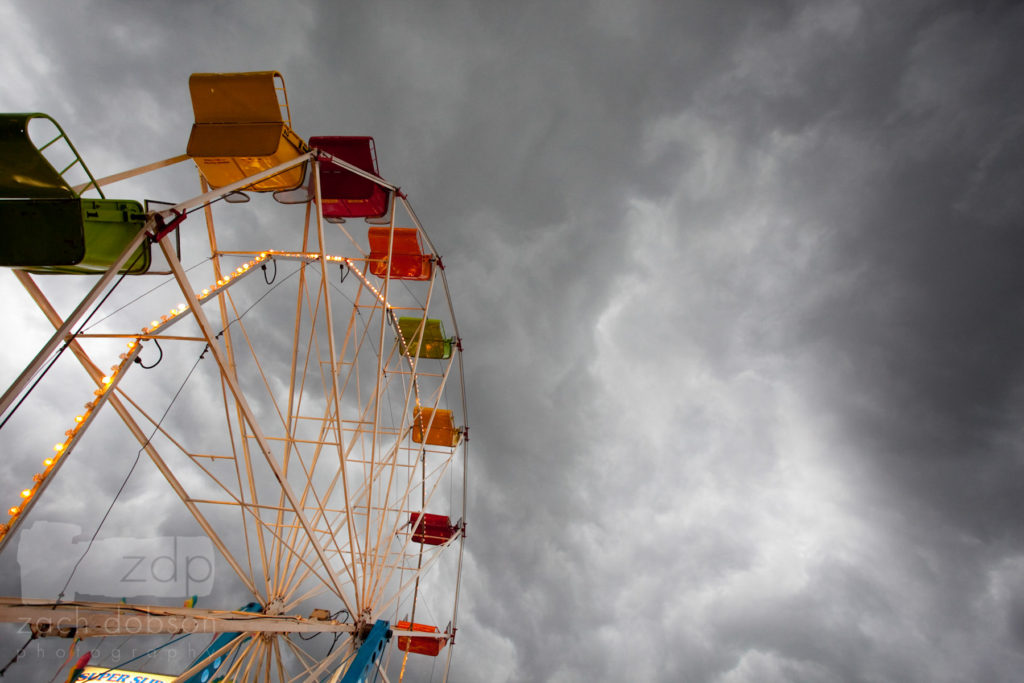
[367,226,433,280]
[186,71,308,192]
[309,136,391,220]
[0,113,151,274]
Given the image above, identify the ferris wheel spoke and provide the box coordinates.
[271,395,364,598]
[235,638,264,683]
[198,179,280,602]
[281,630,354,683]
[271,256,369,605]
[161,241,358,613]
[271,265,339,598]
[224,495,359,616]
[230,401,276,601]
[213,636,257,683]
[271,637,287,683]
[169,632,249,683]
[275,309,406,602]
[280,580,329,615]
[275,445,360,594]
[367,457,458,609]
[269,348,434,613]
[373,541,453,618]
[273,236,318,597]
[310,200,369,613]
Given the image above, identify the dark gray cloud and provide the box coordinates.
[2,0,1024,681]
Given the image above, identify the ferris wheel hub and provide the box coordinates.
[265,596,285,616]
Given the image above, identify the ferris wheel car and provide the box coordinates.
[367,226,433,280]
[186,71,308,192]
[309,135,391,221]
[0,113,150,274]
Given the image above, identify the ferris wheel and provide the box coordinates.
[0,71,468,682]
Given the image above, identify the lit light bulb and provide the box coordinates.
[54,444,64,452]
[102,376,112,385]
[8,507,18,516]
[43,459,53,467]
[20,489,31,499]
[74,415,84,423]
[151,320,159,328]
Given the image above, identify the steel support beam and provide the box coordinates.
[0,598,354,639]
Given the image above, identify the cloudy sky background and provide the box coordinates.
[2,0,1024,681]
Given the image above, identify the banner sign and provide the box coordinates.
[76,668,176,683]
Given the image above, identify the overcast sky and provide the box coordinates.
[2,0,1024,681]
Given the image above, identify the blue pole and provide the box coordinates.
[183,602,263,683]
[339,620,391,683]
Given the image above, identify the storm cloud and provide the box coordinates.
[2,1,1024,681]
